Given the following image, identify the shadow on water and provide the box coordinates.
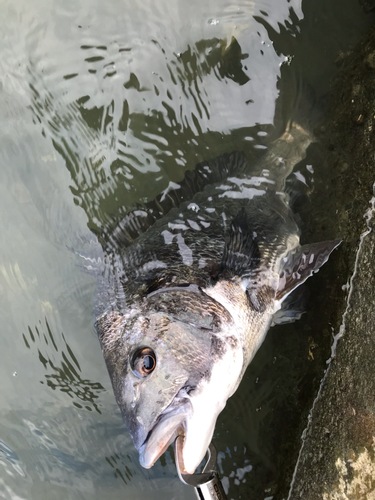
[1,0,374,499]
[22,319,105,413]
[28,35,263,235]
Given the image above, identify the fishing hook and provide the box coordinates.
[174,436,228,500]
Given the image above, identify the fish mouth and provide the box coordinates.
[138,392,219,474]
[139,398,192,470]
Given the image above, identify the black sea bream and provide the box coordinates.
[95,123,340,474]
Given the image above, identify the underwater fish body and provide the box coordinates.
[95,123,340,474]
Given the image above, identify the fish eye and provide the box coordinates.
[131,348,156,378]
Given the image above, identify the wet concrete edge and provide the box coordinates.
[287,26,375,500]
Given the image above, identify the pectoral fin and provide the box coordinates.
[271,286,307,326]
[276,239,341,301]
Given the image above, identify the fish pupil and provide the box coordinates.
[143,355,155,371]
[131,347,156,377]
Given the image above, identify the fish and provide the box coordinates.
[95,122,340,475]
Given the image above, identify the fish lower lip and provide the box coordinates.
[139,400,191,469]
[174,427,188,476]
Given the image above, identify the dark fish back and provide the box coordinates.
[100,151,250,252]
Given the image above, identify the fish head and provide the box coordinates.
[97,292,243,474]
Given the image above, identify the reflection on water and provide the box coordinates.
[0,0,373,499]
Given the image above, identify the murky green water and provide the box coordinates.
[0,1,373,499]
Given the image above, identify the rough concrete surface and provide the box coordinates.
[288,27,375,500]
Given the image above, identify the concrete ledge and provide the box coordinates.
[288,27,375,500]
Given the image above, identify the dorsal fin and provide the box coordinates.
[101,151,249,251]
[216,210,275,313]
[218,209,261,278]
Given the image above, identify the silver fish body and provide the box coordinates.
[96,123,340,474]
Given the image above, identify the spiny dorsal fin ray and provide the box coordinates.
[216,210,276,313]
[218,209,261,279]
